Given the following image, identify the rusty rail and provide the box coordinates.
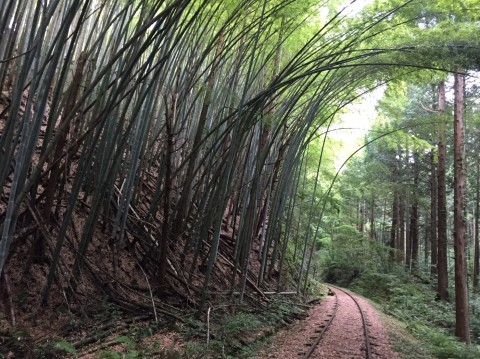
[328,285,372,359]
[302,288,339,359]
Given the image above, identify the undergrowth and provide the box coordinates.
[0,295,306,358]
[63,297,306,358]
[355,272,480,358]
[179,297,307,358]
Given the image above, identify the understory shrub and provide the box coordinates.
[319,237,392,286]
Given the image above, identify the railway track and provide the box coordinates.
[301,285,372,359]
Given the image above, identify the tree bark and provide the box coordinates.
[406,200,412,267]
[425,209,430,264]
[381,199,387,245]
[453,70,470,344]
[390,192,398,264]
[369,192,375,240]
[437,81,449,301]
[409,202,418,269]
[410,153,419,269]
[400,194,406,264]
[358,197,365,233]
[430,151,438,276]
[474,161,480,292]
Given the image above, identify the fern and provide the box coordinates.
[53,339,77,357]
[114,335,136,347]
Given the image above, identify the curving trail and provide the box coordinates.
[256,285,399,359]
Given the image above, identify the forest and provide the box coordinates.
[1,0,480,358]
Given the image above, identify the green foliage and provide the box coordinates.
[53,338,77,357]
[351,270,480,358]
[320,246,362,286]
[418,328,479,359]
[350,271,400,301]
[178,299,306,358]
[469,296,480,344]
[182,341,208,358]
[98,350,139,359]
[97,334,139,359]
[180,311,263,358]
[333,224,361,241]
[96,333,184,359]
[224,312,261,338]
[114,335,136,347]
[359,0,480,71]
[320,234,392,287]
[268,299,298,323]
[317,236,331,246]
[31,337,78,358]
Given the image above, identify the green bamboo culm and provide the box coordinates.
[1,0,439,311]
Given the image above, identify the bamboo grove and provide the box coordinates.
[0,0,474,319]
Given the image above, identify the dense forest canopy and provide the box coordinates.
[1,0,480,356]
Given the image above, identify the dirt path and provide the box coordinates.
[256,286,399,359]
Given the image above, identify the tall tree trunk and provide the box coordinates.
[369,192,375,240]
[453,70,470,343]
[408,204,418,269]
[425,209,430,264]
[437,81,449,301]
[430,150,438,276]
[390,192,398,264]
[474,161,480,292]
[397,195,404,263]
[410,153,419,269]
[406,207,412,267]
[381,198,387,245]
[358,197,364,233]
[357,198,361,231]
